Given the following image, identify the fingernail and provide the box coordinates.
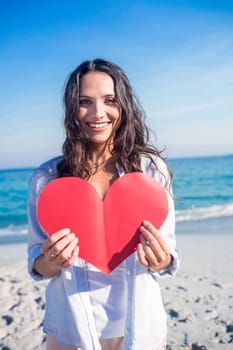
[143,220,149,226]
[63,228,71,234]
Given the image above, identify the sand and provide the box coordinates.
[0,230,233,349]
[161,232,233,349]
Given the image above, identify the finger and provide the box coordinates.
[141,220,158,236]
[48,233,77,259]
[140,221,170,255]
[62,245,80,268]
[143,243,161,266]
[42,228,71,252]
[140,221,160,245]
[143,221,171,254]
[137,243,150,268]
[59,237,78,262]
[141,236,167,264]
[152,232,171,255]
[140,227,164,259]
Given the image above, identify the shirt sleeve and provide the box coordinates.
[143,156,181,278]
[156,188,181,277]
[27,166,53,281]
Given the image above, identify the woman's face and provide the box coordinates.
[77,72,121,148]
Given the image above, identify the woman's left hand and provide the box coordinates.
[137,220,172,272]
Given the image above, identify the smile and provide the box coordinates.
[88,122,110,129]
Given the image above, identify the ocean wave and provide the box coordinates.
[176,203,233,222]
[0,203,233,238]
[0,224,28,237]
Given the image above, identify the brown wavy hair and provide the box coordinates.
[57,58,172,187]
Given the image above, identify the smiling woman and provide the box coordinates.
[77,72,121,151]
[75,71,122,199]
[57,59,170,181]
[27,58,180,350]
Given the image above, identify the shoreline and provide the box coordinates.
[176,215,233,235]
[1,214,233,246]
[0,232,233,349]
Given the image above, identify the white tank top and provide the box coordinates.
[87,261,127,339]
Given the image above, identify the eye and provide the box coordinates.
[79,98,91,106]
[105,96,118,105]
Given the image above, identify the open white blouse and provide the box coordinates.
[27,155,180,350]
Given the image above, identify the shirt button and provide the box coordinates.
[126,270,131,275]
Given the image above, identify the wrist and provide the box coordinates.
[34,254,61,278]
[148,254,173,273]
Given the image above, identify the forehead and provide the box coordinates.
[80,72,115,94]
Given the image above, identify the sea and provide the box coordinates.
[0,154,233,244]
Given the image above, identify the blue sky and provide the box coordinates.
[1,0,233,168]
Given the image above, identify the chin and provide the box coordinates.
[89,136,114,147]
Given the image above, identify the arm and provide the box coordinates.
[27,164,79,280]
[34,228,79,278]
[137,157,180,276]
[137,193,180,276]
[137,220,172,272]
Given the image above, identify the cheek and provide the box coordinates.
[114,110,122,126]
[77,108,86,122]
[111,107,121,122]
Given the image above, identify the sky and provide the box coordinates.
[0,0,233,169]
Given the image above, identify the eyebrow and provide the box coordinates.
[79,94,115,98]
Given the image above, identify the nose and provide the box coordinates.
[92,100,105,119]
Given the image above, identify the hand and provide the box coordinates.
[41,228,79,270]
[137,220,172,272]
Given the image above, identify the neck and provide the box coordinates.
[87,149,116,174]
[88,153,112,165]
[88,143,113,165]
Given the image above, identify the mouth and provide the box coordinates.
[87,122,110,129]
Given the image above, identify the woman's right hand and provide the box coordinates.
[34,228,79,278]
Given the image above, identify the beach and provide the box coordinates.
[161,230,233,349]
[0,225,233,350]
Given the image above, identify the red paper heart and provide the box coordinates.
[37,173,168,274]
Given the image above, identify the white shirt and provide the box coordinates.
[27,155,180,350]
[88,261,127,339]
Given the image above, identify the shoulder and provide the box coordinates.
[141,155,171,187]
[29,156,63,200]
[38,156,63,174]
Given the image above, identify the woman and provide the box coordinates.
[27,58,180,350]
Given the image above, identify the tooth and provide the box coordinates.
[89,122,108,128]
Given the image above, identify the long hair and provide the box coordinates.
[57,58,172,187]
